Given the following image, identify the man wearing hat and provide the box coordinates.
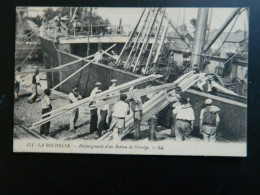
[173,97,195,141]
[14,67,24,100]
[94,49,103,63]
[107,79,119,125]
[109,94,130,141]
[69,87,82,131]
[89,82,102,133]
[129,86,143,140]
[40,88,52,136]
[111,50,119,61]
[28,69,41,103]
[199,99,220,142]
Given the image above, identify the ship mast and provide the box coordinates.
[190,8,209,70]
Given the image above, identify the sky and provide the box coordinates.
[25,7,248,33]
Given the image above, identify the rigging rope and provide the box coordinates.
[17,40,40,69]
[204,12,240,63]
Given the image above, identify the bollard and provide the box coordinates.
[149,115,157,140]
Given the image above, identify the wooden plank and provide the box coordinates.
[52,44,116,90]
[144,8,166,74]
[116,8,146,65]
[31,74,163,128]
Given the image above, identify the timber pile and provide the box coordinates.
[30,74,163,130]
[98,71,209,141]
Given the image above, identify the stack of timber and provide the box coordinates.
[30,74,163,130]
[98,71,209,141]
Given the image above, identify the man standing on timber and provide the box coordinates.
[110,94,130,141]
[28,69,41,103]
[107,79,119,125]
[111,50,119,61]
[94,49,103,63]
[129,86,143,140]
[199,99,220,142]
[89,82,102,133]
[69,87,82,131]
[173,97,195,141]
[40,88,52,136]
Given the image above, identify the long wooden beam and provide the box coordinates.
[52,44,116,90]
[31,74,163,128]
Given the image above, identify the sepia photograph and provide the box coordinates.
[13,7,248,156]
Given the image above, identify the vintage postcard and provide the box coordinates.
[14,7,248,156]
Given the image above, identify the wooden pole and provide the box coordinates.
[144,8,166,74]
[52,54,95,70]
[116,8,146,65]
[191,8,209,69]
[33,74,163,126]
[133,8,160,72]
[124,10,152,69]
[52,44,116,90]
[203,8,241,53]
[153,20,169,64]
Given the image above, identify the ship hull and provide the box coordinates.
[41,37,247,142]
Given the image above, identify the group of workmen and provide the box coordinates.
[82,80,143,141]
[15,66,221,142]
[39,79,221,142]
[170,96,220,142]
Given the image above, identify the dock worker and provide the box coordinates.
[97,97,109,138]
[69,87,82,131]
[165,89,181,137]
[199,99,220,142]
[173,96,195,141]
[94,49,103,63]
[109,94,130,141]
[40,88,52,136]
[14,67,23,100]
[129,86,143,140]
[89,82,102,133]
[28,69,41,103]
[111,50,119,61]
[108,79,119,125]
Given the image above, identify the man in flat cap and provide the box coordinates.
[107,79,119,125]
[69,86,82,131]
[109,94,130,141]
[89,82,102,133]
[129,86,143,140]
[40,88,52,136]
[199,99,220,142]
[173,96,195,141]
[28,69,41,103]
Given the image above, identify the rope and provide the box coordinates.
[17,40,40,69]
[204,12,240,63]
[173,8,181,38]
[205,8,213,43]
[16,31,38,48]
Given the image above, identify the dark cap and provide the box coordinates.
[120,94,127,101]
[44,88,51,96]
